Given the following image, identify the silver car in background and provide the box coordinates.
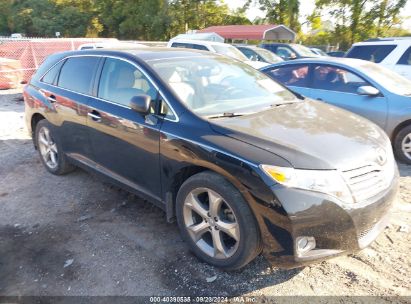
[260,57,411,164]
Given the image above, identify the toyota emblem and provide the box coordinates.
[376,148,387,165]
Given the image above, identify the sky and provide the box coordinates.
[225,0,411,32]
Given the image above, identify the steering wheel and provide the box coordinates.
[216,85,245,100]
[221,75,237,85]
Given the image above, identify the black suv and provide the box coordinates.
[24,48,398,270]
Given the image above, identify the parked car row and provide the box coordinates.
[164,35,411,165]
[24,44,399,271]
[167,38,270,69]
[260,57,411,164]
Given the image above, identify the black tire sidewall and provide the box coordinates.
[176,171,260,270]
[394,125,411,165]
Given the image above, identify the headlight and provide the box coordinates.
[261,165,354,204]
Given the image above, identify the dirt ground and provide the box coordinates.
[0,90,410,300]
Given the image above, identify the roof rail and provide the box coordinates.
[365,37,411,42]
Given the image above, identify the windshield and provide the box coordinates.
[212,44,248,61]
[359,62,411,96]
[312,48,327,56]
[148,55,298,117]
[292,44,319,57]
[254,48,283,63]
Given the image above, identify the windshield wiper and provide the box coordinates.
[289,90,305,100]
[207,112,246,119]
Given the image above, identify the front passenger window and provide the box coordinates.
[98,58,158,107]
[311,65,369,94]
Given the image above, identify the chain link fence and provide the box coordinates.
[0,37,118,89]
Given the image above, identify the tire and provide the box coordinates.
[176,171,261,270]
[394,125,411,165]
[34,119,75,175]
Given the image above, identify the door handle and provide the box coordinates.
[48,95,57,103]
[88,111,102,122]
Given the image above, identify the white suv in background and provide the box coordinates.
[167,39,269,69]
[346,38,411,80]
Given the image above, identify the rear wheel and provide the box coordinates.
[394,125,411,165]
[35,120,75,175]
[176,171,261,270]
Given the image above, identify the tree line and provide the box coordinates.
[0,0,409,50]
[0,0,250,40]
[248,0,409,49]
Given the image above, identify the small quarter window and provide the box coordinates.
[159,99,177,120]
[398,47,411,65]
[41,60,65,85]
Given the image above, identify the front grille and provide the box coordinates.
[358,223,376,240]
[342,161,394,203]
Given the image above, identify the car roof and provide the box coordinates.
[168,39,232,47]
[53,47,218,62]
[264,57,366,66]
[260,43,294,46]
[352,38,411,46]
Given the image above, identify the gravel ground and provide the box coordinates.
[0,90,410,300]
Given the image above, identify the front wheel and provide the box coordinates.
[394,125,411,165]
[176,171,261,270]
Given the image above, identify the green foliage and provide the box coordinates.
[0,0,251,39]
[0,0,101,37]
[311,0,409,50]
[0,0,408,46]
[0,0,12,35]
[165,0,250,38]
[248,0,301,32]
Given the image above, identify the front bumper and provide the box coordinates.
[260,171,399,268]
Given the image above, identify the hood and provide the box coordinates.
[209,100,389,170]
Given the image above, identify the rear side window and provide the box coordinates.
[346,45,396,63]
[265,64,310,87]
[171,42,208,51]
[58,57,100,94]
[171,42,189,48]
[192,44,208,51]
[41,60,65,85]
[398,47,411,65]
[260,45,277,53]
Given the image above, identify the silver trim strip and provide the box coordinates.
[87,112,102,121]
[39,54,179,122]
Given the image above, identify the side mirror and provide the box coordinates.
[357,86,380,96]
[130,95,151,114]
